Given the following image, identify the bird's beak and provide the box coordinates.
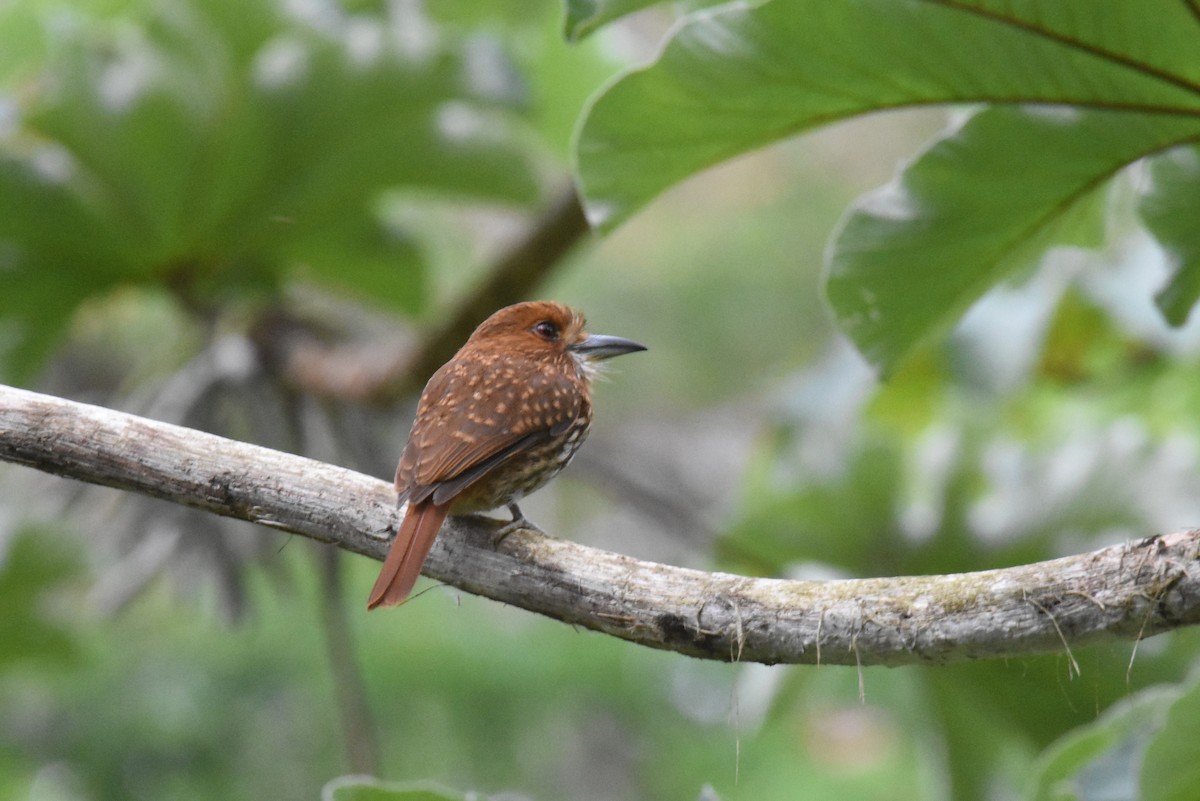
[569,334,647,361]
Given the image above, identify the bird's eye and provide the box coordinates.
[533,320,560,341]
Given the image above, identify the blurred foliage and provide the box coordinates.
[0,527,81,670]
[0,0,542,380]
[1028,671,1200,801]
[716,282,1200,797]
[3,1,1200,801]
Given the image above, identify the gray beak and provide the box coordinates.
[570,334,647,361]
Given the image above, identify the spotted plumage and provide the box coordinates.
[368,301,645,609]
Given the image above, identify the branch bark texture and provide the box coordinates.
[3,383,1199,666]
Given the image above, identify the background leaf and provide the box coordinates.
[0,0,544,380]
[1140,145,1200,326]
[1140,673,1200,801]
[1028,685,1179,801]
[824,106,1198,372]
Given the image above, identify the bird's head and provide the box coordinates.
[468,301,646,376]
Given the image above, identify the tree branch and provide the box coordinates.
[3,382,1199,666]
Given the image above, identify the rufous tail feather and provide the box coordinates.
[367,500,449,609]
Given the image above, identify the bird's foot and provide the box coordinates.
[491,503,542,545]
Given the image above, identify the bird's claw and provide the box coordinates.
[491,503,542,545]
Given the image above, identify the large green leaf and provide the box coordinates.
[825,107,1198,372]
[575,0,1200,231]
[574,0,1200,372]
[1140,145,1200,326]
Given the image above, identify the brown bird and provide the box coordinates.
[367,301,646,609]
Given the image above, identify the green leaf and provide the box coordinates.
[1141,673,1200,801]
[575,0,1200,231]
[1028,684,1180,801]
[562,0,663,42]
[825,107,1199,373]
[1140,145,1200,326]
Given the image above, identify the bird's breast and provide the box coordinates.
[450,414,592,513]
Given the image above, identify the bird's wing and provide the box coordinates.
[395,354,582,502]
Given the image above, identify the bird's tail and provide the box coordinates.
[367,500,449,609]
